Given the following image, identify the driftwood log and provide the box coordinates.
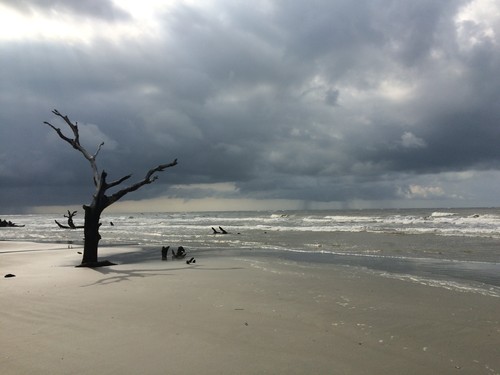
[55,210,85,229]
[211,226,228,234]
[0,219,24,227]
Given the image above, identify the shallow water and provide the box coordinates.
[1,208,500,296]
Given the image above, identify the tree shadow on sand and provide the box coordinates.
[80,247,244,286]
[81,266,187,286]
[97,246,164,264]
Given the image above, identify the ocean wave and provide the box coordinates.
[377,272,500,298]
[430,211,457,217]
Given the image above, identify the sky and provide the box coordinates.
[1,0,500,213]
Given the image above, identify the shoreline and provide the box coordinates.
[2,241,500,374]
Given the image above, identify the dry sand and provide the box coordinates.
[1,241,499,374]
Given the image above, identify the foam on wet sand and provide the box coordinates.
[1,241,499,374]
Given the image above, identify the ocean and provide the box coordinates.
[2,208,500,297]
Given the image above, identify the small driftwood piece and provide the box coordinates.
[55,210,85,229]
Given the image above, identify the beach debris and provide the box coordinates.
[0,219,24,227]
[54,210,84,229]
[163,245,188,260]
[161,246,170,260]
[186,257,196,264]
[172,246,187,259]
[4,273,16,278]
[211,226,228,234]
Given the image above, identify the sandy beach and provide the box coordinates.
[1,241,499,374]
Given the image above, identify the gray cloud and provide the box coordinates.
[1,0,500,212]
[2,0,130,20]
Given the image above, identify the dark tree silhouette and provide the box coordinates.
[44,109,178,267]
[55,210,85,229]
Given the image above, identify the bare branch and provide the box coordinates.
[43,121,76,147]
[93,142,105,159]
[106,174,132,189]
[64,210,77,218]
[106,159,178,206]
[143,159,179,182]
[44,109,102,186]
[50,109,80,147]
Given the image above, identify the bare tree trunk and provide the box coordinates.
[81,205,102,266]
[80,172,111,267]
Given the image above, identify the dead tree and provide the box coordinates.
[44,109,178,267]
[55,210,85,229]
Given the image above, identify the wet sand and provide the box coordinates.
[1,241,499,374]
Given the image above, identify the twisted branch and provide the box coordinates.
[44,109,101,186]
[107,159,178,206]
[45,110,178,209]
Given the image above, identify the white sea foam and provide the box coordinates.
[430,211,457,217]
[377,271,500,298]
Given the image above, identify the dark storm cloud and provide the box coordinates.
[1,0,500,211]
